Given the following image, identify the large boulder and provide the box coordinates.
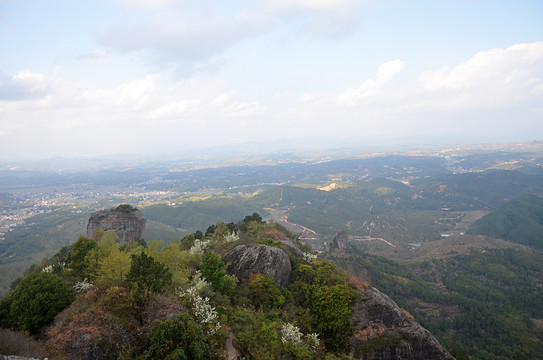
[350,287,454,360]
[222,244,292,288]
[87,205,146,243]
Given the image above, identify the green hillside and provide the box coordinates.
[329,245,543,360]
[0,217,363,359]
[469,195,543,248]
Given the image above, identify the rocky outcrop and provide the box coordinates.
[350,287,454,360]
[279,240,305,258]
[222,244,292,288]
[332,230,349,251]
[87,205,146,243]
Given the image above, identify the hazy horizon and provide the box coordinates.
[1,0,542,160]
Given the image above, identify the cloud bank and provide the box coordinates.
[1,42,542,159]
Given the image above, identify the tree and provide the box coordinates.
[153,243,196,288]
[68,235,95,277]
[312,284,356,351]
[85,231,119,277]
[180,234,196,250]
[205,224,216,238]
[199,252,236,295]
[243,212,264,224]
[212,221,229,240]
[10,272,73,333]
[126,252,172,292]
[95,250,131,287]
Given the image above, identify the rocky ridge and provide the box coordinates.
[223,240,454,360]
[350,287,455,360]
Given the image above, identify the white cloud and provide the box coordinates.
[279,42,543,137]
[101,9,271,64]
[412,42,543,109]
[339,59,405,105]
[0,71,269,158]
[0,71,52,100]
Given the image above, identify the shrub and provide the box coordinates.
[145,313,215,360]
[243,273,283,309]
[10,272,73,333]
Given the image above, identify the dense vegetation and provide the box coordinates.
[469,195,543,248]
[0,215,360,359]
[329,245,543,360]
[2,149,543,359]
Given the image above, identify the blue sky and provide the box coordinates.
[1,0,542,160]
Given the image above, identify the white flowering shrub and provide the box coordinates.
[193,271,212,291]
[180,274,221,335]
[73,278,93,292]
[42,265,53,273]
[303,252,318,263]
[306,332,320,350]
[190,239,213,255]
[223,231,239,243]
[281,323,303,344]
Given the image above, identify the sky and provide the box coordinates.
[0,0,542,160]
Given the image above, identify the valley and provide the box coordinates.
[1,141,543,359]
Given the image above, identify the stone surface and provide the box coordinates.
[222,244,292,288]
[279,240,305,258]
[349,287,455,360]
[87,205,146,243]
[332,230,349,251]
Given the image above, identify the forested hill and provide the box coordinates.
[469,195,543,248]
[0,215,454,360]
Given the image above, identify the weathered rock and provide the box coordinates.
[332,230,349,251]
[87,205,146,243]
[222,244,291,288]
[350,287,454,360]
[279,240,305,258]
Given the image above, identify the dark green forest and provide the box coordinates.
[470,195,543,248]
[329,245,543,360]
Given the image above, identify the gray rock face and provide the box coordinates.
[332,230,349,251]
[279,240,305,258]
[222,244,292,288]
[350,287,454,360]
[87,205,146,243]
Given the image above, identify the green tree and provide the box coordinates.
[85,230,119,277]
[212,221,229,240]
[95,249,131,287]
[68,235,95,277]
[205,224,216,238]
[145,313,215,360]
[243,212,264,224]
[153,242,196,287]
[312,284,356,351]
[180,233,196,250]
[126,252,172,292]
[10,272,73,334]
[200,252,235,294]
